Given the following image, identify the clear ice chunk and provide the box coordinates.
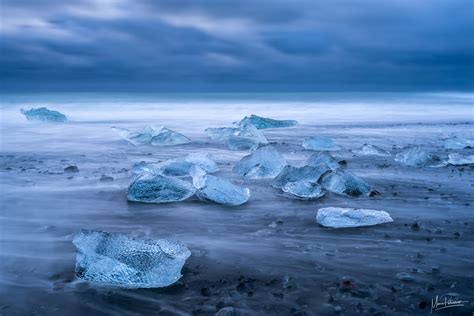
[272,164,330,188]
[282,181,325,199]
[191,167,250,206]
[302,137,340,151]
[205,127,239,142]
[320,170,371,197]
[20,107,67,122]
[132,153,218,177]
[305,152,340,170]
[395,147,446,167]
[447,153,474,165]
[112,126,191,146]
[352,144,391,157]
[316,207,393,228]
[228,135,260,151]
[443,136,474,149]
[73,230,191,288]
[127,173,195,203]
[238,114,298,129]
[205,121,268,150]
[232,146,287,179]
[150,127,192,146]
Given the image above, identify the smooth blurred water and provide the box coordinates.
[0,92,473,315]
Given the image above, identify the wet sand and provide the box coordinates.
[0,93,473,315]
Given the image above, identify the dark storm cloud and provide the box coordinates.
[0,0,473,91]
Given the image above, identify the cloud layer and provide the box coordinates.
[1,0,473,91]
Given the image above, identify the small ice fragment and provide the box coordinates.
[272,164,330,188]
[395,147,446,167]
[316,207,393,228]
[233,146,287,179]
[112,126,190,146]
[305,152,340,170]
[302,137,340,151]
[127,173,195,203]
[352,144,391,157]
[320,170,371,197]
[205,127,238,142]
[396,272,415,282]
[20,107,67,122]
[238,114,298,129]
[443,136,474,149]
[73,230,190,288]
[447,153,474,165]
[191,167,249,206]
[282,181,325,199]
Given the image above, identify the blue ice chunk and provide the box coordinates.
[233,146,287,179]
[443,136,474,150]
[282,181,325,199]
[272,164,330,188]
[302,137,340,151]
[73,230,190,288]
[127,173,195,203]
[316,207,393,228]
[305,152,340,170]
[112,126,190,146]
[191,167,250,206]
[395,147,446,167]
[238,114,298,129]
[20,107,67,122]
[320,170,371,197]
[352,144,391,157]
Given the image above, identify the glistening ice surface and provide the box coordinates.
[1,92,473,315]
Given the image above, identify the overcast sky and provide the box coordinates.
[1,0,473,91]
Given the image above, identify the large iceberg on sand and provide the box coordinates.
[191,167,249,206]
[395,147,446,167]
[73,230,190,288]
[112,126,191,146]
[133,153,218,177]
[272,164,330,188]
[352,144,391,157]
[320,170,371,197]
[20,107,67,122]
[233,146,287,179]
[305,152,340,170]
[448,153,474,166]
[443,136,474,150]
[302,137,341,151]
[282,181,325,199]
[237,114,298,129]
[316,207,393,228]
[127,173,195,203]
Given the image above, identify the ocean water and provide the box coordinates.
[0,92,473,315]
